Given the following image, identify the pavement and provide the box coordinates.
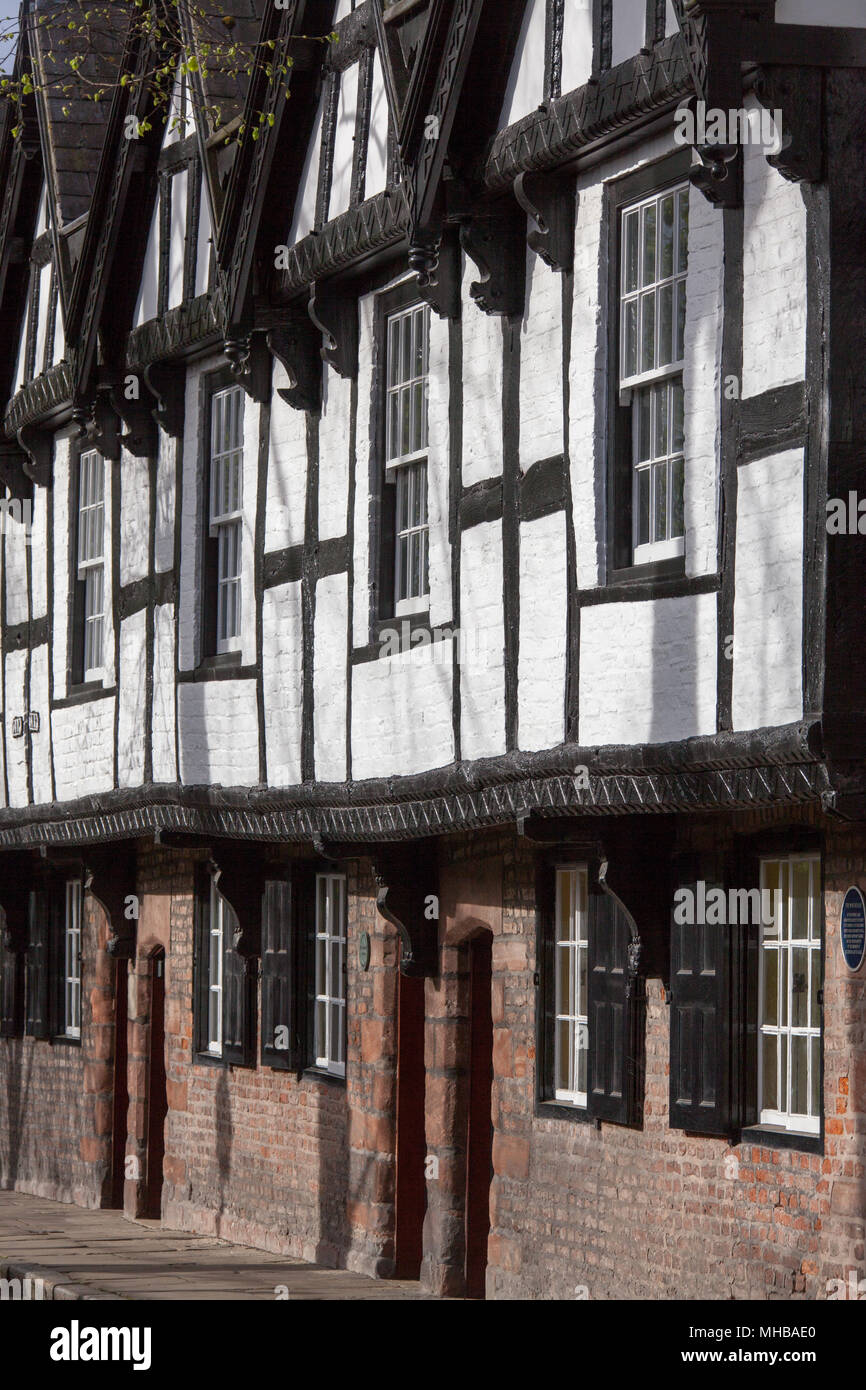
[0,1190,434,1300]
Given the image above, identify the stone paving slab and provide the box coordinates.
[0,1191,435,1301]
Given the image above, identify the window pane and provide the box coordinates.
[623,299,637,379]
[762,1034,778,1111]
[557,945,571,1014]
[576,1023,588,1094]
[642,203,656,287]
[624,210,639,294]
[810,1035,820,1117]
[638,388,651,461]
[810,952,821,1029]
[791,1034,808,1116]
[672,380,684,451]
[640,291,655,373]
[790,860,810,938]
[762,947,778,1027]
[658,282,673,367]
[653,461,667,542]
[556,1018,572,1092]
[654,383,668,457]
[637,466,650,546]
[677,189,689,274]
[671,455,684,538]
[388,317,400,388]
[577,943,587,1011]
[791,948,809,1027]
[660,195,675,279]
[675,278,687,361]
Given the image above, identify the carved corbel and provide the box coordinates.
[309,280,359,379]
[109,379,158,459]
[458,202,526,317]
[409,228,461,320]
[372,842,439,978]
[267,307,323,414]
[0,441,33,501]
[224,331,274,404]
[83,844,137,960]
[210,843,269,961]
[754,65,822,185]
[82,394,122,462]
[16,422,53,489]
[513,172,576,274]
[143,361,185,439]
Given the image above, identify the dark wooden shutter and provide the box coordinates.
[669,862,732,1135]
[0,933,22,1037]
[25,889,51,1038]
[51,887,66,1034]
[261,879,294,1070]
[536,866,557,1100]
[193,866,211,1055]
[587,887,640,1125]
[221,903,254,1068]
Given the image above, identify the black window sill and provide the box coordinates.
[60,680,113,707]
[584,564,721,606]
[535,1098,599,1127]
[740,1126,823,1157]
[302,1066,347,1089]
[180,655,256,683]
[51,1034,82,1047]
[353,609,444,665]
[193,1051,228,1069]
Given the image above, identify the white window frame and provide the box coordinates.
[314,873,347,1078]
[64,880,82,1039]
[207,876,225,1056]
[77,449,105,680]
[554,865,589,1108]
[385,301,430,617]
[758,854,822,1136]
[209,384,244,654]
[619,183,689,566]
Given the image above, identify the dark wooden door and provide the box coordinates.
[394,965,426,1278]
[465,933,493,1299]
[144,952,167,1219]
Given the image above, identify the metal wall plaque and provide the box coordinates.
[359,931,371,972]
[840,887,866,973]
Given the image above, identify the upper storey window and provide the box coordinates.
[76,449,105,681]
[619,184,689,566]
[385,300,430,616]
[207,383,244,655]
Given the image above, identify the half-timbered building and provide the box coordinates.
[0,0,865,1300]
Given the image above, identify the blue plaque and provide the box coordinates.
[840,887,866,973]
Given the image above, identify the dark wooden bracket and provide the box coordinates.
[84,843,137,960]
[211,842,269,961]
[82,394,122,462]
[109,379,158,459]
[17,422,53,489]
[0,441,33,501]
[459,202,527,317]
[689,143,743,210]
[309,280,359,379]
[143,361,185,439]
[372,841,439,978]
[223,331,271,404]
[513,172,576,274]
[267,307,323,413]
[754,65,823,186]
[410,227,461,320]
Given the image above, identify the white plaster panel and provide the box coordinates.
[329,62,359,222]
[135,207,159,327]
[152,602,177,784]
[353,293,375,649]
[262,580,304,787]
[29,643,52,806]
[612,0,647,66]
[4,650,28,807]
[34,261,52,373]
[318,369,351,543]
[289,90,324,244]
[52,438,71,700]
[462,255,503,486]
[742,111,807,398]
[460,521,506,761]
[366,51,389,199]
[29,484,48,620]
[51,696,116,800]
[427,305,452,629]
[579,593,718,746]
[178,680,259,786]
[351,644,454,781]
[117,609,146,787]
[195,166,213,298]
[732,449,804,732]
[155,431,177,575]
[167,167,188,310]
[518,511,567,752]
[520,248,563,469]
[4,489,29,629]
[267,371,308,552]
[313,572,348,782]
[777,0,866,23]
[120,452,150,586]
[682,184,724,579]
[500,0,546,129]
[561,1,594,96]
[569,176,606,589]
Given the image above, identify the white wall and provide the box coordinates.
[178,681,259,786]
[366,52,389,199]
[289,90,325,244]
[732,449,804,732]
[518,511,567,752]
[152,602,177,783]
[561,0,594,97]
[262,580,304,786]
[52,697,116,800]
[520,247,564,468]
[462,256,504,486]
[742,106,808,399]
[29,644,52,804]
[351,644,454,780]
[579,593,718,746]
[319,369,352,542]
[313,572,348,781]
[329,63,359,221]
[611,0,646,67]
[776,0,866,23]
[500,0,546,129]
[460,520,506,761]
[117,610,147,786]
